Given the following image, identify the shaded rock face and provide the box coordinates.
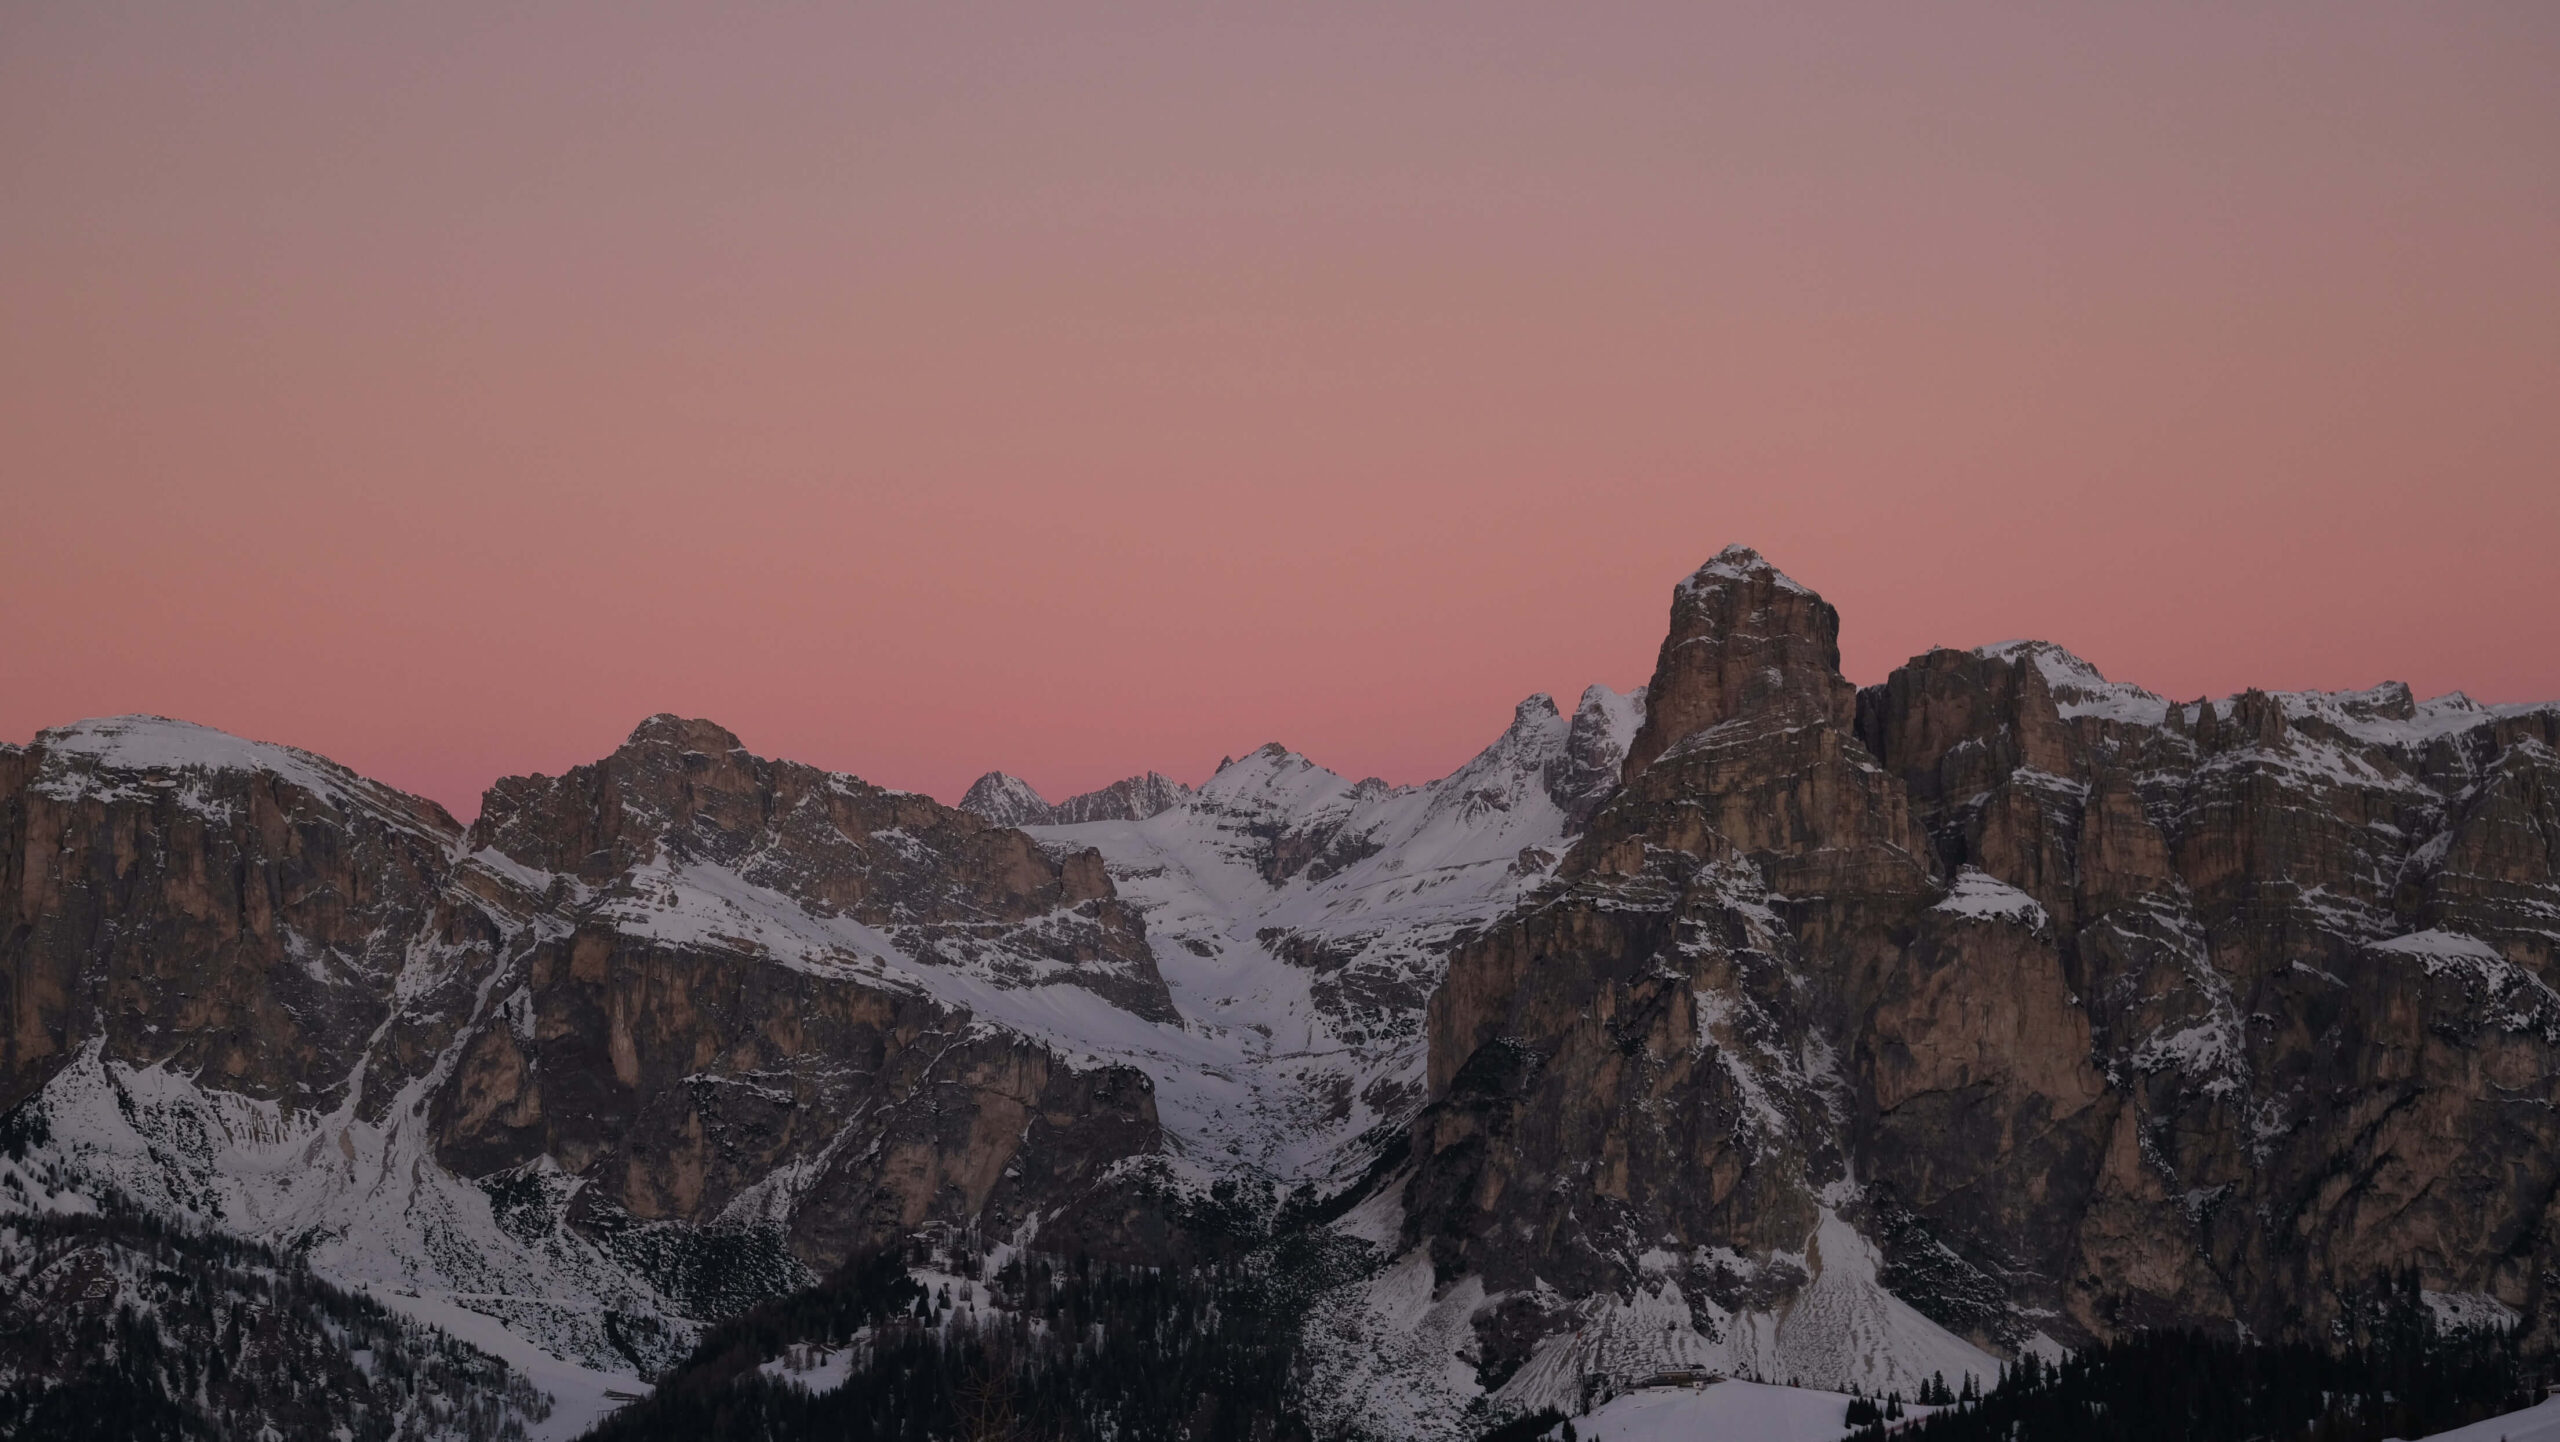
[472,715,1169,1020]
[1619,543,1858,779]
[439,715,1175,1262]
[1546,684,1648,829]
[432,924,1160,1263]
[0,718,464,1115]
[1410,547,2560,1373]
[1,715,1177,1308]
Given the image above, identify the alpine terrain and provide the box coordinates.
[4,546,2557,1439]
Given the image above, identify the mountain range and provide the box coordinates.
[5,545,2556,1440]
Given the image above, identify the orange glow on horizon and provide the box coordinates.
[3,4,2554,816]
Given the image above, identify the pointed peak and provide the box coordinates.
[958,771,1053,826]
[1573,682,1645,715]
[1511,693,1563,726]
[1548,684,1649,828]
[1046,771,1195,825]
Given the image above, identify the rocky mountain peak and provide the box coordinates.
[469,714,782,880]
[959,770,1052,826]
[1545,683,1645,826]
[619,711,750,758]
[1048,771,1193,825]
[961,769,1198,827]
[1511,693,1562,727]
[1621,545,1857,778]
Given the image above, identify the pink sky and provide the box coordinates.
[4,4,2555,817]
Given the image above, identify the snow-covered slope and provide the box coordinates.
[1027,688,1642,1184]
[1554,1379,1912,1442]
[0,691,1646,1423]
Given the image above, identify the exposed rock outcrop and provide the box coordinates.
[0,715,1182,1376]
[8,549,2558,1431]
[1403,546,2560,1406]
[959,769,1195,827]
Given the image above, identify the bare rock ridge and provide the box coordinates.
[959,769,1195,827]
[5,548,2559,1435]
[1395,544,2560,1414]
[0,713,1181,1377]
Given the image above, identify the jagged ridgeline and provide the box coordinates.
[4,545,2559,1438]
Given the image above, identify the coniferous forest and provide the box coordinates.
[583,1225,1355,1442]
[580,1245,2545,1442]
[1878,1277,2536,1442]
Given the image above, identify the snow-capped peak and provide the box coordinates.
[30,714,450,835]
[958,770,1053,826]
[1678,543,1813,598]
[1018,690,1624,1183]
[1975,639,2173,726]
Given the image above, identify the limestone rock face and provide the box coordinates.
[435,715,1175,1261]
[1619,544,1859,779]
[1407,549,2560,1398]
[0,714,1179,1370]
[9,552,2560,1414]
[0,718,462,1113]
[470,715,1167,1020]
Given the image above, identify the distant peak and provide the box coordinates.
[958,770,1052,826]
[624,714,745,753]
[1512,693,1562,725]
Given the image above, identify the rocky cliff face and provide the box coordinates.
[1394,546,2560,1416]
[6,550,2556,1439]
[435,714,1172,1268]
[0,718,463,1116]
[0,714,1182,1389]
[0,695,1627,1420]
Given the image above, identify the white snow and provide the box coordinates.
[759,1343,862,1396]
[1681,544,1813,598]
[1563,1380,1874,1442]
[2412,1394,2560,1442]
[1296,1249,1494,1440]
[30,714,441,834]
[958,771,1051,826]
[378,1290,646,1441]
[2421,1288,2521,1335]
[1467,1208,1996,1429]
[1770,1210,2000,1398]
[1024,692,1626,1183]
[2369,930,2560,1035]
[1975,640,2171,727]
[1931,867,2050,929]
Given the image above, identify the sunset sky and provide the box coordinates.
[4,3,2555,816]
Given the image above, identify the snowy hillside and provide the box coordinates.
[1029,687,1643,1184]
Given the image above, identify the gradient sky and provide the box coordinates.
[4,4,2555,817]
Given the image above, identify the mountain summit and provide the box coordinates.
[5,547,2559,1439]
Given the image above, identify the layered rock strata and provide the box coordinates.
[1400,545,2560,1411]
